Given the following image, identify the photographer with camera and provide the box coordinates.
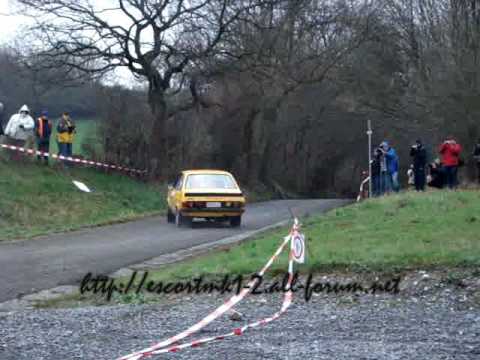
[371,147,383,196]
[439,136,462,189]
[410,139,427,191]
[378,141,399,193]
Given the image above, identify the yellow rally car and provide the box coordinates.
[167,170,246,227]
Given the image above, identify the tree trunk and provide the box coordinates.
[147,73,168,179]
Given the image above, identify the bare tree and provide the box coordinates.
[15,0,275,176]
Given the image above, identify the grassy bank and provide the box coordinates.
[0,160,166,241]
[135,190,480,284]
[36,189,480,308]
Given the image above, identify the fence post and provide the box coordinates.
[367,120,373,198]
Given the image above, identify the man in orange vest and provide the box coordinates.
[35,110,53,164]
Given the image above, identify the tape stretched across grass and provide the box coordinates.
[118,220,305,360]
[0,144,147,175]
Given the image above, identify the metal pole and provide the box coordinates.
[367,120,373,198]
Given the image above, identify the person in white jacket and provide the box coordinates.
[3,104,35,160]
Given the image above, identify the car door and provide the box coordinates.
[168,173,184,212]
[168,173,182,211]
[173,174,184,212]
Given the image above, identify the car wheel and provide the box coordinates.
[230,216,241,228]
[175,211,182,227]
[167,208,175,223]
[175,211,192,228]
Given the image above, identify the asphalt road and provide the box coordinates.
[0,199,349,302]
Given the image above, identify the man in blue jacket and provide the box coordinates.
[380,141,400,193]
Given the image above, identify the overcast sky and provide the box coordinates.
[0,0,143,86]
[0,0,31,45]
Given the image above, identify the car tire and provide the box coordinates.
[167,208,175,223]
[175,210,192,228]
[230,216,241,228]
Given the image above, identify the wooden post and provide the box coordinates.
[367,120,373,198]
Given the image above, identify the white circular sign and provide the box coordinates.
[292,233,305,261]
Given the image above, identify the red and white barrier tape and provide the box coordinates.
[118,221,302,360]
[0,144,147,175]
[357,176,370,202]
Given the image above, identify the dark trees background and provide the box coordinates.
[0,47,99,119]
[4,0,480,196]
[165,0,480,195]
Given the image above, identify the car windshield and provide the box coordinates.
[185,174,238,190]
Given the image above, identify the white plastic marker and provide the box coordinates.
[72,180,92,193]
[118,219,304,360]
[0,144,147,175]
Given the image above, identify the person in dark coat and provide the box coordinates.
[473,139,480,184]
[410,139,427,191]
[371,148,382,196]
[428,159,444,189]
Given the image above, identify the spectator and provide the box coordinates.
[410,139,427,191]
[439,136,462,189]
[380,141,399,193]
[428,158,444,189]
[57,112,76,166]
[35,110,53,164]
[473,139,480,184]
[378,144,389,194]
[3,105,35,161]
[371,148,382,196]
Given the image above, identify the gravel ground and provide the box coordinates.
[1,271,480,360]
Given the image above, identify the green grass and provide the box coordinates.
[0,160,166,241]
[33,190,480,308]
[138,190,480,285]
[0,117,160,241]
